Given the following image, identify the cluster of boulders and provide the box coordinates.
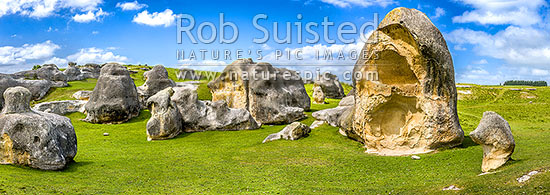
[138,65,176,106]
[0,87,77,170]
[208,59,310,125]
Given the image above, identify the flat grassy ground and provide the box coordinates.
[1,68,549,194]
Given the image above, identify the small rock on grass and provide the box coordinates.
[411,155,421,160]
[442,185,461,191]
[517,171,540,183]
[103,133,109,136]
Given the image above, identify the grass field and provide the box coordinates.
[0,68,549,194]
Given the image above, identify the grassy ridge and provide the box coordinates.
[2,69,549,194]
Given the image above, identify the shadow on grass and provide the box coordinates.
[459,135,478,148]
[125,110,151,124]
[64,161,94,172]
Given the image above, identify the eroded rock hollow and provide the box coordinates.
[351,7,464,155]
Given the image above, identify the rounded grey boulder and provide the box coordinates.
[84,63,141,124]
[0,87,77,170]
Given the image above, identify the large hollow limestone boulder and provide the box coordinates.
[470,111,515,172]
[172,85,260,132]
[314,72,345,99]
[0,87,77,170]
[146,87,183,141]
[208,59,310,124]
[352,7,464,155]
[84,63,141,124]
[138,65,176,105]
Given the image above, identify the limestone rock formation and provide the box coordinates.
[172,85,260,132]
[80,63,102,79]
[262,122,311,143]
[33,100,87,115]
[352,7,463,155]
[72,91,93,100]
[312,84,325,104]
[314,72,345,99]
[84,63,141,124]
[0,87,77,170]
[64,62,83,81]
[0,74,52,110]
[146,87,183,141]
[470,111,515,172]
[208,59,310,124]
[138,65,176,105]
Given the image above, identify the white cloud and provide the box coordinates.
[0,40,60,65]
[531,68,549,76]
[67,47,128,64]
[92,30,99,34]
[448,26,550,67]
[472,59,488,64]
[116,1,147,11]
[452,0,547,26]
[0,0,103,19]
[432,7,445,19]
[72,8,108,23]
[261,44,272,51]
[319,0,396,8]
[44,57,68,65]
[132,9,176,27]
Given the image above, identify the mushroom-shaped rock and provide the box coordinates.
[351,7,464,155]
[314,72,345,99]
[312,84,326,104]
[172,85,260,132]
[84,63,141,124]
[208,59,310,124]
[470,111,515,172]
[138,65,176,105]
[0,87,77,170]
[146,87,183,140]
[263,122,311,143]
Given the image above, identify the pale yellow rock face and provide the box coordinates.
[210,76,248,109]
[352,8,463,156]
[312,85,325,104]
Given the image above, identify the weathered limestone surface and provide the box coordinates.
[33,100,87,115]
[314,72,345,99]
[84,63,141,124]
[172,85,260,132]
[138,65,176,105]
[470,111,515,172]
[146,87,182,141]
[262,122,311,143]
[0,74,52,111]
[64,62,83,81]
[0,87,77,170]
[312,84,325,104]
[352,7,463,155]
[208,59,310,124]
[72,91,93,100]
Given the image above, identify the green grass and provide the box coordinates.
[1,72,549,194]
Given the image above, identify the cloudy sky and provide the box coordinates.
[1,0,549,85]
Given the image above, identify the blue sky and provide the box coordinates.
[1,0,549,85]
